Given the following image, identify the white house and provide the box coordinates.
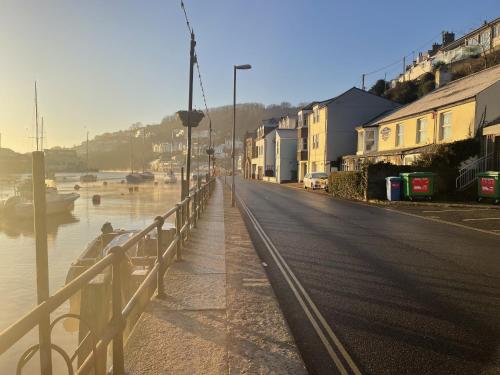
[275,129,298,183]
[255,119,279,179]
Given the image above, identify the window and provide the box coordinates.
[396,124,404,147]
[313,107,319,123]
[416,118,427,144]
[365,130,376,152]
[312,134,320,149]
[357,132,364,152]
[440,112,452,140]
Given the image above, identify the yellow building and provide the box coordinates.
[345,64,500,170]
[306,88,400,173]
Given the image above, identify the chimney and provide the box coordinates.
[442,31,455,46]
[435,66,452,88]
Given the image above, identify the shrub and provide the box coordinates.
[328,171,366,200]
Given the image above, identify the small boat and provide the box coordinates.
[126,173,144,184]
[164,171,177,184]
[80,174,97,183]
[80,132,98,183]
[140,171,155,181]
[63,222,174,332]
[3,188,80,219]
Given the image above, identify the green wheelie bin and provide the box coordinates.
[399,172,436,201]
[477,171,500,204]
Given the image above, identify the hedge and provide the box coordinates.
[328,171,366,200]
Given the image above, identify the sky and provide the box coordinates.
[0,0,498,152]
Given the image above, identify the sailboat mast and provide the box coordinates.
[34,81,39,151]
[130,132,134,173]
[86,131,89,174]
[142,128,146,173]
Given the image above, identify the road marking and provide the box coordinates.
[462,217,500,222]
[238,195,361,375]
[422,209,490,213]
[378,207,500,237]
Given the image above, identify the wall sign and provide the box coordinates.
[381,127,391,141]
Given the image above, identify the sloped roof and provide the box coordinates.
[377,64,500,124]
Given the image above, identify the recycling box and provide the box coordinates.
[386,177,402,201]
[478,171,500,203]
[400,172,436,200]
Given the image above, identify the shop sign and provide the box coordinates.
[480,177,496,195]
[411,177,429,193]
[381,127,391,141]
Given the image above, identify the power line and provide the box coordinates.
[179,1,211,126]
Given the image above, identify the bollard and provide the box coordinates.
[155,216,166,299]
[109,247,125,374]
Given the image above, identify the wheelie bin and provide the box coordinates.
[478,171,500,204]
[386,177,402,201]
[400,172,436,200]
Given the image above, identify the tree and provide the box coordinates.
[369,79,387,96]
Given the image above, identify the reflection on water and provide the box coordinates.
[0,213,79,239]
[0,172,180,373]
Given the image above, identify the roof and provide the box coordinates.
[318,87,399,108]
[441,17,500,52]
[275,129,298,138]
[374,64,500,125]
[362,108,402,128]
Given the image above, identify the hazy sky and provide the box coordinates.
[1,0,498,152]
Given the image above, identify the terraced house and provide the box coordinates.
[344,65,500,184]
[306,87,400,174]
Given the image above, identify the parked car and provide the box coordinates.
[303,172,329,190]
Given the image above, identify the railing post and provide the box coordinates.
[155,216,166,299]
[193,190,198,228]
[110,247,125,374]
[175,204,183,260]
[32,151,53,375]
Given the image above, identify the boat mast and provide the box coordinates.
[142,128,146,173]
[86,131,89,175]
[130,132,134,173]
[34,81,39,151]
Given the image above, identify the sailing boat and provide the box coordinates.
[126,131,143,184]
[138,128,154,181]
[3,82,80,218]
[80,131,97,182]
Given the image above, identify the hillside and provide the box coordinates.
[75,102,302,170]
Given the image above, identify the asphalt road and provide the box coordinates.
[235,178,500,375]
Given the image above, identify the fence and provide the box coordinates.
[0,177,216,374]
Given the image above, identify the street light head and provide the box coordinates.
[235,64,252,70]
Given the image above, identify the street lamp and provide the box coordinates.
[232,64,252,207]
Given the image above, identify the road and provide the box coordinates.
[235,178,500,375]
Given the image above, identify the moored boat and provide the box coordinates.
[126,173,144,184]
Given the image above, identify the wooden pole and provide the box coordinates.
[32,151,52,374]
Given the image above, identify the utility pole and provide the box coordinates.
[41,117,44,151]
[361,74,365,91]
[402,56,406,82]
[185,31,196,198]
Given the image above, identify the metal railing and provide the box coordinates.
[455,153,493,190]
[0,177,216,375]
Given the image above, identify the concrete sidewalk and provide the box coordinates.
[124,179,306,374]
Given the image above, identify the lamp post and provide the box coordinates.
[232,64,252,207]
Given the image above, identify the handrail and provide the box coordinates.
[0,177,216,374]
[456,153,493,190]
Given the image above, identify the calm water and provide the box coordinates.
[0,172,180,373]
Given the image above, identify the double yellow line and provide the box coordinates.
[237,194,362,375]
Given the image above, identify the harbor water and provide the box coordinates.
[0,172,180,373]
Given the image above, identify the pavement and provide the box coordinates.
[235,177,500,375]
[124,179,306,374]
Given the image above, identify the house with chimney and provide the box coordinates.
[344,64,500,177]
